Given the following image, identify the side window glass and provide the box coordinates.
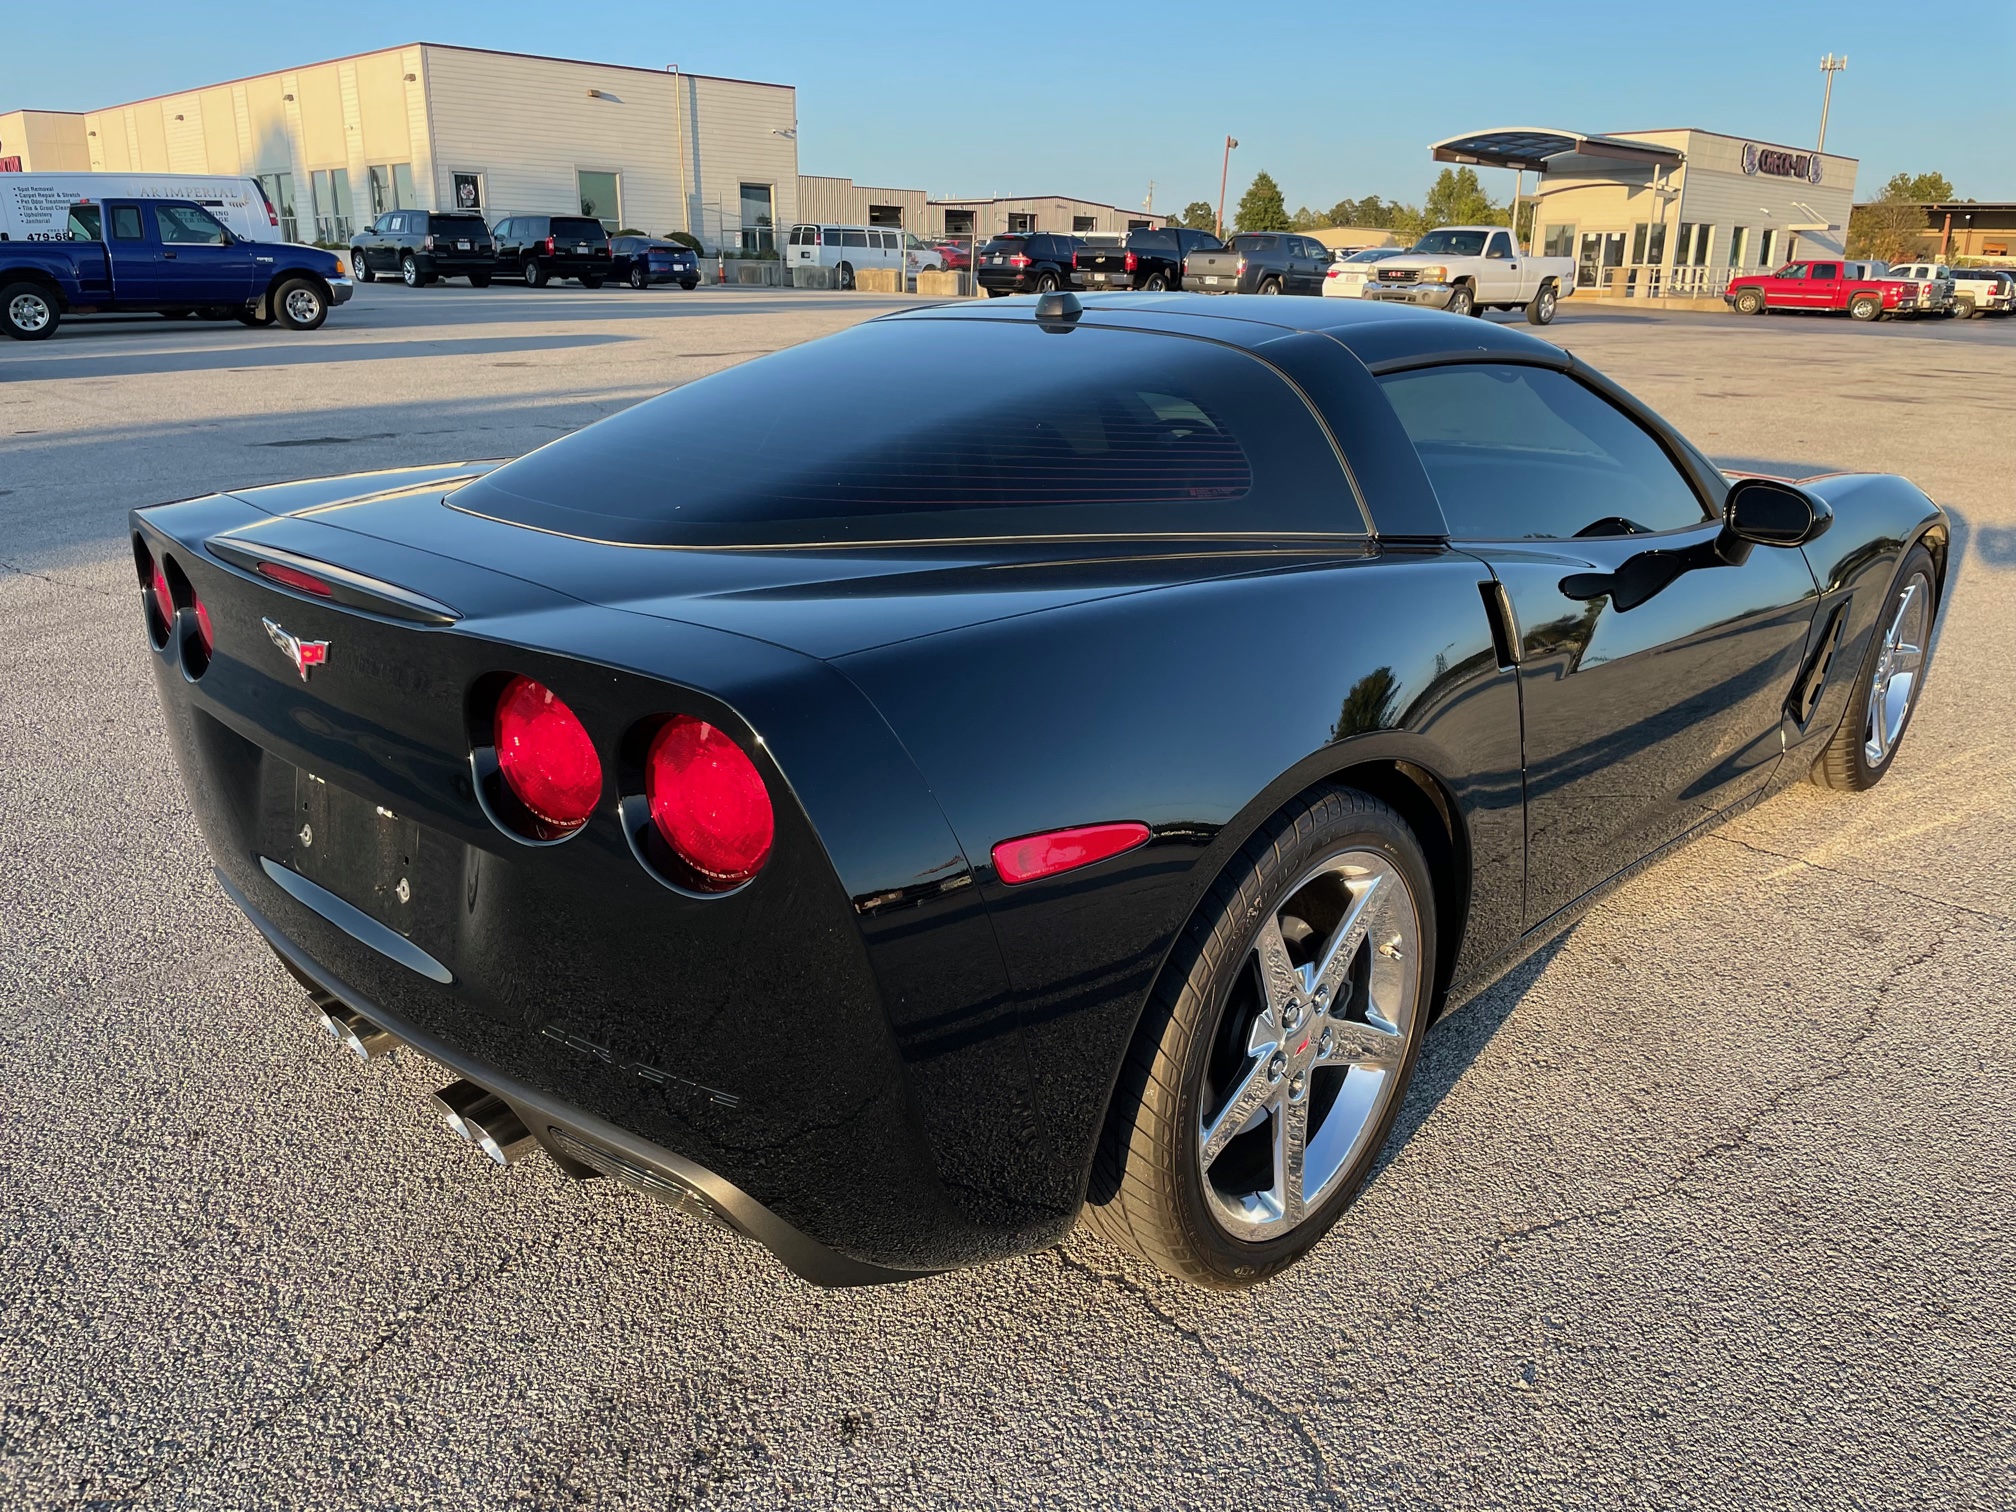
[157,205,227,246]
[69,205,105,240]
[110,206,142,240]
[1811,262,1841,280]
[1378,364,1712,540]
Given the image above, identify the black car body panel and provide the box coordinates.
[352,211,495,283]
[1185,232,1333,294]
[135,293,1947,1281]
[1076,226,1225,291]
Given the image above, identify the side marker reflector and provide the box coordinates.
[991,822,1150,885]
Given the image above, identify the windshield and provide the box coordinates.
[1410,230,1490,257]
[1344,248,1396,263]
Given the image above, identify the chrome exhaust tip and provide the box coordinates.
[318,1005,397,1060]
[431,1082,537,1166]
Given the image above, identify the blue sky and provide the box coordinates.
[5,2,2011,211]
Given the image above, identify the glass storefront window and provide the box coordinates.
[1542,224,1575,259]
[310,169,353,243]
[739,183,774,252]
[578,170,621,231]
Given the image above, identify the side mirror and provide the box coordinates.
[1723,478,1834,548]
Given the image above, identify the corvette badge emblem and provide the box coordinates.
[263,618,330,681]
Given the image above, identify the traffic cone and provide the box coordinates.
[717,256,726,285]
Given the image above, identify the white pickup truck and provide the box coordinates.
[1358,225,1575,324]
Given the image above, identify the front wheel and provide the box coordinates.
[352,252,374,284]
[1086,786,1435,1288]
[1811,543,1937,792]
[1,282,60,340]
[1444,283,1475,317]
[272,278,329,331]
[1849,294,1882,322]
[1526,284,1558,325]
[1734,289,1766,315]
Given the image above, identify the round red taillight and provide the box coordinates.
[150,557,174,635]
[494,676,602,835]
[645,716,773,890]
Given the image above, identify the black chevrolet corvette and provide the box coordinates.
[135,292,1945,1288]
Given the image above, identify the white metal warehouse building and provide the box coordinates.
[0,45,801,253]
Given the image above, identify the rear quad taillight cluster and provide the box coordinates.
[474,675,774,895]
[134,534,214,678]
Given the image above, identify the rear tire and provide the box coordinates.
[522,257,548,288]
[628,265,647,289]
[1035,271,1059,294]
[1953,297,1975,319]
[837,261,856,291]
[1257,277,1283,295]
[1085,786,1436,1289]
[1734,289,1766,315]
[1,282,60,340]
[1849,294,1881,322]
[1810,543,1937,792]
[400,255,429,288]
[1142,272,1169,292]
[469,274,491,288]
[272,278,329,331]
[581,275,606,289]
[1526,283,1558,324]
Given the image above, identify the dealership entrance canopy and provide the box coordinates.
[1429,125,1858,299]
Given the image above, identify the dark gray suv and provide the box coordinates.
[351,211,496,287]
[488,216,613,287]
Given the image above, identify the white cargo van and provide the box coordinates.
[785,224,914,288]
[0,173,280,243]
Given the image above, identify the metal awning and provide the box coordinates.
[1430,128,1684,174]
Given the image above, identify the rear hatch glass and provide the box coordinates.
[552,218,607,243]
[448,318,1356,546]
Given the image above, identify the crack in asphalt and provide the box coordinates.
[1708,831,2016,926]
[1358,911,1964,1353]
[1050,1247,1340,1504]
[0,558,121,600]
[72,1249,529,1509]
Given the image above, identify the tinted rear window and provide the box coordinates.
[551,218,607,241]
[429,214,488,231]
[982,236,1027,253]
[1128,230,1176,252]
[452,319,1360,546]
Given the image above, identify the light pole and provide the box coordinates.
[1817,54,1847,152]
[1216,137,1238,239]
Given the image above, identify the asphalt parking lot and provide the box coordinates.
[3,285,2013,1509]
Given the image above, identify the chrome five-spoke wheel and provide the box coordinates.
[1197,848,1420,1241]
[1864,572,1930,766]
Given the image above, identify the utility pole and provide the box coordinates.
[1817,54,1847,152]
[1216,137,1238,239]
[1144,179,1156,216]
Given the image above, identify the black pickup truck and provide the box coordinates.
[1182,232,1332,295]
[0,198,351,339]
[1074,226,1225,292]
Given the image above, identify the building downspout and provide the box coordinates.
[671,66,689,238]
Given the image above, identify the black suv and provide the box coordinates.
[976,232,1081,297]
[609,236,701,290]
[489,215,613,287]
[352,211,496,287]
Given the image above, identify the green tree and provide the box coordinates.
[1233,171,1291,232]
[1848,199,1929,262]
[1290,204,1332,230]
[1176,200,1216,231]
[1881,171,1955,202]
[1421,166,1506,229]
[1325,197,1360,227]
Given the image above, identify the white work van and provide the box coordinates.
[0,173,280,243]
[785,224,943,288]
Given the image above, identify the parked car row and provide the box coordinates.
[973,227,1231,297]
[349,212,701,291]
[1722,259,2014,321]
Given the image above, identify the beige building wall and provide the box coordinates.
[23,45,795,249]
[0,109,91,169]
[796,175,930,231]
[930,195,1162,238]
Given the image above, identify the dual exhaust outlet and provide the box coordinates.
[309,995,536,1167]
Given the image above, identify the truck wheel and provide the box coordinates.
[2,282,60,340]
[1445,283,1476,317]
[1257,277,1283,295]
[400,255,430,288]
[522,257,548,288]
[272,278,329,331]
[352,251,373,284]
[1525,283,1558,325]
[1143,272,1170,291]
[1953,297,1975,320]
[1849,294,1882,322]
[836,262,856,290]
[1734,289,1766,315]
[1035,271,1059,294]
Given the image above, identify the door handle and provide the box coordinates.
[162,251,177,259]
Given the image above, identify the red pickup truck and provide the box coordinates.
[1723,260,1919,322]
